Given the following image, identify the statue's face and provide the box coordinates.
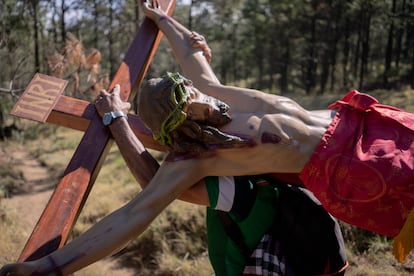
[184,83,231,127]
[139,73,232,146]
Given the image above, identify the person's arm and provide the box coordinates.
[96,85,209,205]
[110,116,209,204]
[97,86,160,186]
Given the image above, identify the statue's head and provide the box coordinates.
[139,72,189,145]
[139,72,245,153]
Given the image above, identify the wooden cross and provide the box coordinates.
[10,0,175,262]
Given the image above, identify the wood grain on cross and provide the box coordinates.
[11,0,176,262]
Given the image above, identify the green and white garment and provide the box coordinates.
[205,175,288,276]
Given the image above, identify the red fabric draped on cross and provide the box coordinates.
[300,90,414,237]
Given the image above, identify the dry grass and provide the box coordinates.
[0,208,26,264]
[0,124,213,275]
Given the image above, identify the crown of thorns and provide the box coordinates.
[153,72,190,145]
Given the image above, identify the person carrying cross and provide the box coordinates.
[1,0,414,274]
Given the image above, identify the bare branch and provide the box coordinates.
[0,87,24,98]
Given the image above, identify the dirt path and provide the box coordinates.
[2,146,134,275]
[4,148,54,230]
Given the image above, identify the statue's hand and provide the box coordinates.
[142,0,166,23]
[190,32,212,64]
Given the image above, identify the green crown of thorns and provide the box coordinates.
[153,72,190,145]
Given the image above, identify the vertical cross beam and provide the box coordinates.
[17,0,176,262]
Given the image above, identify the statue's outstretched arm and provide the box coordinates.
[142,0,220,90]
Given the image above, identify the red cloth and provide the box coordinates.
[300,90,414,237]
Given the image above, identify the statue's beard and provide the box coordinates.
[168,120,248,154]
[198,96,232,128]
[152,95,250,154]
[168,98,249,154]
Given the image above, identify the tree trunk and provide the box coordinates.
[395,0,406,69]
[108,0,116,79]
[254,27,264,89]
[342,17,350,88]
[408,1,414,88]
[93,0,99,48]
[329,11,340,93]
[135,0,140,32]
[267,34,276,93]
[305,12,317,94]
[61,0,66,44]
[50,1,59,46]
[319,9,333,95]
[384,0,396,87]
[231,23,239,82]
[359,12,371,90]
[30,0,40,72]
[353,17,362,79]
[279,38,290,94]
[189,0,194,30]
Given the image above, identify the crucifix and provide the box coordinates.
[10,0,175,262]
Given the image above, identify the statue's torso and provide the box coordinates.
[213,93,334,174]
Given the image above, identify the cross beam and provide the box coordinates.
[11,0,175,262]
[12,76,165,151]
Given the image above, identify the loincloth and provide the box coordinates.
[300,90,414,237]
